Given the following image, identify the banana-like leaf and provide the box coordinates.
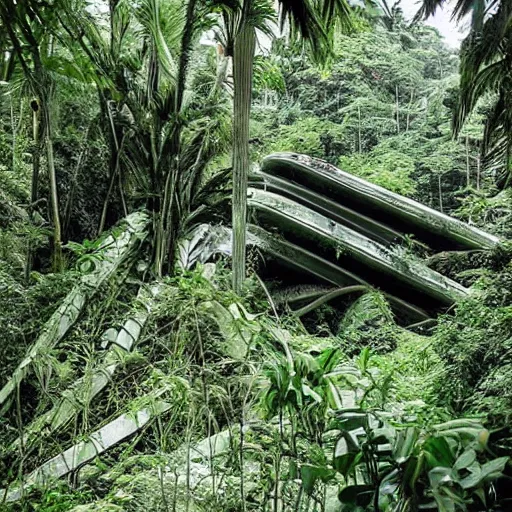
[198,300,258,359]
[261,153,500,251]
[177,223,232,270]
[0,212,149,410]
[248,188,468,307]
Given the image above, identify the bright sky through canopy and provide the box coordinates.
[400,0,469,48]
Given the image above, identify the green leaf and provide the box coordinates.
[437,427,484,441]
[423,436,455,468]
[334,451,362,478]
[336,411,369,432]
[403,454,424,491]
[333,431,361,477]
[335,431,360,456]
[393,427,418,464]
[433,490,456,512]
[301,464,333,495]
[428,466,454,490]
[369,427,395,445]
[479,457,509,481]
[301,383,323,403]
[459,463,483,489]
[473,487,487,507]
[379,468,399,496]
[289,459,298,480]
[454,449,476,471]
[433,419,483,431]
[458,457,508,490]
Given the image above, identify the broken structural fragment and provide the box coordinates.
[261,153,499,251]
[9,283,161,455]
[0,212,149,410]
[248,188,468,313]
[1,399,171,502]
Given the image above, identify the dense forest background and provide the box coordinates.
[0,0,512,511]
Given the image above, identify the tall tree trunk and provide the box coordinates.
[476,153,481,190]
[44,104,63,272]
[406,89,414,132]
[212,43,229,96]
[63,126,90,238]
[506,142,512,188]
[232,24,256,294]
[357,104,362,154]
[25,101,42,282]
[154,0,198,277]
[99,134,125,235]
[10,98,16,172]
[395,84,400,134]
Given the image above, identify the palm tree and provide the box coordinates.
[57,0,232,276]
[0,0,64,272]
[417,0,512,186]
[213,0,353,293]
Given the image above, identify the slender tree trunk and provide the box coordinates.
[154,0,198,277]
[357,104,362,154]
[506,143,512,188]
[44,105,63,272]
[118,163,128,217]
[30,104,41,206]
[63,126,90,238]
[476,154,481,190]
[274,409,283,512]
[10,98,16,172]
[25,102,42,282]
[395,84,400,134]
[406,89,414,132]
[98,134,125,235]
[213,44,229,94]
[232,24,256,294]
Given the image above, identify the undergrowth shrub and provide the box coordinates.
[433,262,512,426]
[0,268,76,386]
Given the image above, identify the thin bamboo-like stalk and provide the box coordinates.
[44,102,63,271]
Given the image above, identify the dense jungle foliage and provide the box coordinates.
[0,0,512,510]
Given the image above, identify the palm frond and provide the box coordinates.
[453,2,512,185]
[277,0,330,60]
[414,0,445,21]
[416,0,487,26]
[135,0,181,82]
[321,0,352,30]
